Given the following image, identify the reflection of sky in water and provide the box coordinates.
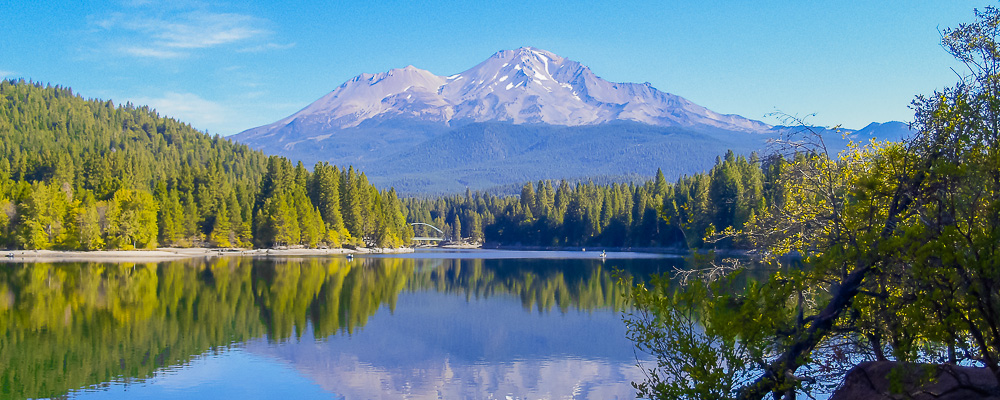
[53,252,666,399]
[66,289,648,399]
[248,291,649,399]
[65,348,332,399]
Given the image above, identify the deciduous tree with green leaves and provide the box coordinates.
[623,6,1000,399]
[106,189,158,250]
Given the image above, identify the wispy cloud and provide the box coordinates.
[93,6,278,59]
[238,42,296,53]
[156,12,267,49]
[0,70,16,78]
[122,46,185,59]
[132,92,231,132]
[242,90,268,99]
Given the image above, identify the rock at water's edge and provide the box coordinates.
[830,361,1000,400]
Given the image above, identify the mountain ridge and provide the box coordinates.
[232,48,909,194]
[236,47,771,143]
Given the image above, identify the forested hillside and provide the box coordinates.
[0,79,411,249]
[405,150,774,248]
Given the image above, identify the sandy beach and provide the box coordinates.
[0,247,414,263]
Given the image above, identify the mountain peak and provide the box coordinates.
[242,47,771,133]
[231,48,900,195]
[491,47,562,63]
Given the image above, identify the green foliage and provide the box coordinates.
[270,121,793,196]
[405,156,768,248]
[0,80,410,250]
[624,7,1000,399]
[624,273,749,400]
[106,189,159,249]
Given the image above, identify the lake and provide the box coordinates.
[0,249,680,399]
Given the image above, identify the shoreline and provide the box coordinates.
[487,244,689,254]
[0,247,415,263]
[486,244,753,257]
[0,245,750,263]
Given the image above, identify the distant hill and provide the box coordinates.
[851,121,912,141]
[233,47,910,194]
[359,122,773,194]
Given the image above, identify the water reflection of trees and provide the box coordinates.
[406,258,631,313]
[0,256,651,399]
[0,260,265,399]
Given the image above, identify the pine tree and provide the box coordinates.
[520,182,537,219]
[269,192,299,247]
[210,198,232,247]
[340,167,363,241]
[310,163,345,235]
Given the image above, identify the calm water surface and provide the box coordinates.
[2,249,680,399]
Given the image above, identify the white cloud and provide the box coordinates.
[238,42,296,53]
[0,70,16,78]
[93,7,276,59]
[122,46,185,59]
[156,12,267,49]
[242,91,267,99]
[132,92,231,132]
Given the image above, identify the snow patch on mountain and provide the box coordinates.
[237,47,772,142]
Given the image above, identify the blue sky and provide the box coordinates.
[2,1,991,135]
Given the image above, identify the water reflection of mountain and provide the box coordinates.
[245,291,647,399]
[0,256,666,399]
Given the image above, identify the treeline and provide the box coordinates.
[250,160,412,248]
[0,79,411,249]
[405,150,774,248]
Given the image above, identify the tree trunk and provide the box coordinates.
[737,162,932,400]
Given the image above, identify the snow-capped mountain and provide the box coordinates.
[236,47,770,144]
[232,48,907,194]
